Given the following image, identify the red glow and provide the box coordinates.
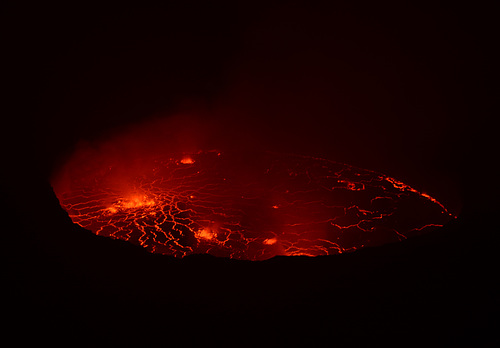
[180,156,195,164]
[53,144,454,260]
[195,228,216,240]
[263,237,278,245]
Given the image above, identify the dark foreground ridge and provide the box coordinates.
[3,1,495,345]
[5,181,497,346]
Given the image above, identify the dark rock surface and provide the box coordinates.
[3,1,496,345]
[4,180,497,346]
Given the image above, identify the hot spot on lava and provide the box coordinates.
[53,150,454,260]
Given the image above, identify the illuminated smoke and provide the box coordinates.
[52,120,454,260]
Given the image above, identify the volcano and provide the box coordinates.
[53,150,453,260]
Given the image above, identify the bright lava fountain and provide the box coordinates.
[53,150,454,260]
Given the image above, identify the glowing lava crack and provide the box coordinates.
[53,151,454,260]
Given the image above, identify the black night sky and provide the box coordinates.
[3,1,497,346]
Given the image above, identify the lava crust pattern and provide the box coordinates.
[56,151,454,260]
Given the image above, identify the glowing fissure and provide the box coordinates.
[55,151,454,260]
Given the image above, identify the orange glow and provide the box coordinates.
[107,207,118,214]
[53,150,455,260]
[123,195,155,208]
[385,177,453,216]
[195,228,216,240]
[180,156,194,164]
[106,195,156,213]
[263,237,277,245]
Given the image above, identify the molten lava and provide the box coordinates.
[53,150,454,260]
